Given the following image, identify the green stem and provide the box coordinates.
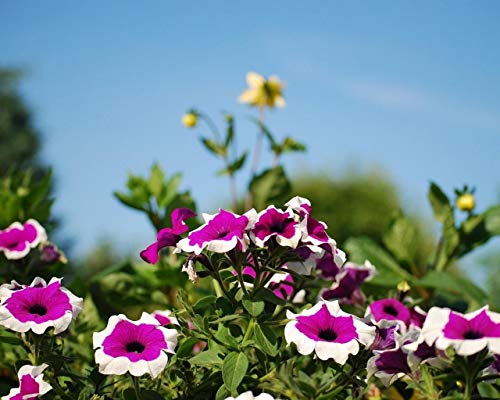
[131,375,142,400]
[242,319,256,344]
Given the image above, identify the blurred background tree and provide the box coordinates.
[0,68,45,177]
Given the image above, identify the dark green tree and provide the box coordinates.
[0,68,42,176]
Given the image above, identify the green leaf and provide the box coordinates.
[201,138,227,157]
[159,173,182,208]
[113,191,145,211]
[222,351,249,392]
[242,298,264,317]
[149,163,165,202]
[418,271,488,304]
[252,287,286,306]
[189,349,223,366]
[428,182,453,223]
[345,237,414,286]
[485,205,500,235]
[249,166,291,210]
[280,137,306,153]
[214,325,241,348]
[225,117,234,147]
[253,325,278,356]
[253,119,277,147]
[0,335,24,346]
[141,390,165,400]
[215,385,232,400]
[218,152,247,176]
[122,388,136,400]
[382,211,417,264]
[176,337,201,358]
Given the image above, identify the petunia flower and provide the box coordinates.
[300,216,332,247]
[93,313,177,378]
[141,208,196,264]
[315,244,346,279]
[368,327,441,386]
[152,310,179,326]
[225,391,275,400]
[366,298,411,328]
[39,242,67,264]
[285,196,311,217]
[267,271,305,303]
[285,244,324,275]
[250,206,301,249]
[0,219,47,260]
[1,364,52,400]
[177,209,256,255]
[285,300,375,364]
[0,277,83,335]
[421,306,500,356]
[367,346,411,386]
[238,72,285,109]
[322,260,376,304]
[369,321,400,351]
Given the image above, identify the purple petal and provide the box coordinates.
[170,208,196,234]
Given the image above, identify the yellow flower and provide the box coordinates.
[456,193,475,212]
[182,112,198,128]
[238,72,286,109]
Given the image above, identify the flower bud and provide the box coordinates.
[182,112,198,128]
[456,193,475,212]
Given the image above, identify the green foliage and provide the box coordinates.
[0,169,53,228]
[292,171,427,249]
[0,68,43,177]
[114,163,196,231]
[249,166,292,210]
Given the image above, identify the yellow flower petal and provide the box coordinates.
[246,72,265,88]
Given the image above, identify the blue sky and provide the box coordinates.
[1,1,499,277]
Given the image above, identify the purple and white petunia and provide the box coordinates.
[300,215,332,247]
[0,219,47,260]
[366,298,411,328]
[141,208,196,264]
[152,310,179,327]
[367,346,411,386]
[224,391,275,400]
[250,206,301,249]
[177,209,256,255]
[267,271,305,303]
[315,244,346,279]
[285,244,324,275]
[0,277,82,335]
[322,260,376,304]
[421,306,500,356]
[285,300,375,364]
[285,196,311,217]
[368,327,441,386]
[1,364,52,400]
[93,313,177,378]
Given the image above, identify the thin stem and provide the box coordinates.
[245,107,266,209]
[237,267,250,298]
[131,375,142,400]
[200,112,238,210]
[242,319,255,344]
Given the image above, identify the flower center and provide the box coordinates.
[126,341,145,353]
[216,230,230,239]
[318,329,338,341]
[383,305,399,317]
[269,219,289,233]
[28,304,48,316]
[463,330,483,340]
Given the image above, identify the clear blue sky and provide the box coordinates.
[1,1,499,274]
